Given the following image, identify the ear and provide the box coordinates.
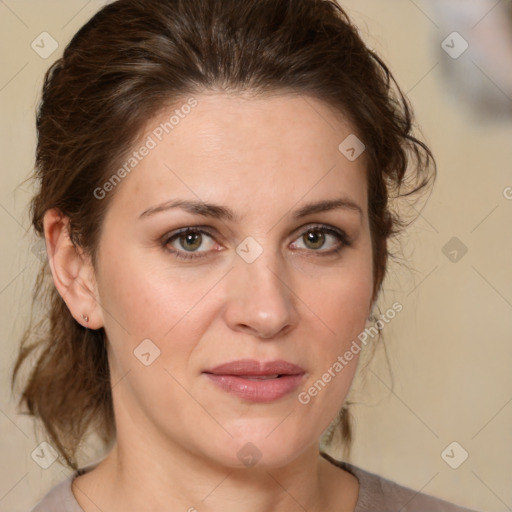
[43,208,104,329]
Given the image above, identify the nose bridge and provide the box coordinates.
[223,236,298,338]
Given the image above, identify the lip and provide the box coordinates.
[205,359,305,376]
[203,359,305,403]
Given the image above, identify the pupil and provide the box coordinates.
[305,230,324,249]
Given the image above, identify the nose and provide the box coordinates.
[222,249,299,340]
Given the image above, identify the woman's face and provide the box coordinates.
[93,92,374,468]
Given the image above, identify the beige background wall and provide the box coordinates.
[1,1,511,511]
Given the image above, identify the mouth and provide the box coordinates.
[203,359,305,402]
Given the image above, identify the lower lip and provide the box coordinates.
[204,373,304,402]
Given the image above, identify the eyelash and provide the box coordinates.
[161,223,351,261]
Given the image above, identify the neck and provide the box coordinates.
[72,432,357,512]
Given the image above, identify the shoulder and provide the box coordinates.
[29,459,102,512]
[29,472,83,512]
[321,452,483,512]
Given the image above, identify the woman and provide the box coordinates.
[12,0,481,510]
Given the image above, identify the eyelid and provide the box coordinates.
[291,222,350,242]
[162,225,217,241]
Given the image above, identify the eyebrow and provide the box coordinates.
[138,197,363,221]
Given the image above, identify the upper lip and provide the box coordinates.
[204,359,305,376]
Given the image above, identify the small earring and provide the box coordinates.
[80,313,89,323]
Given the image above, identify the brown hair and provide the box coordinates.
[12,0,435,471]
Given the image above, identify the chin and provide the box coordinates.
[204,426,313,471]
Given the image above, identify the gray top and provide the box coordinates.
[30,452,482,512]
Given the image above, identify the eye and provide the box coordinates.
[161,223,350,261]
[162,227,218,260]
[290,224,350,256]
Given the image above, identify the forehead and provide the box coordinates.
[104,92,368,222]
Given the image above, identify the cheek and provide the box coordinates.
[300,243,373,399]
[331,277,372,337]
[308,278,370,381]
[96,245,226,387]
[311,254,373,339]
[97,243,204,338]
[296,273,370,419]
